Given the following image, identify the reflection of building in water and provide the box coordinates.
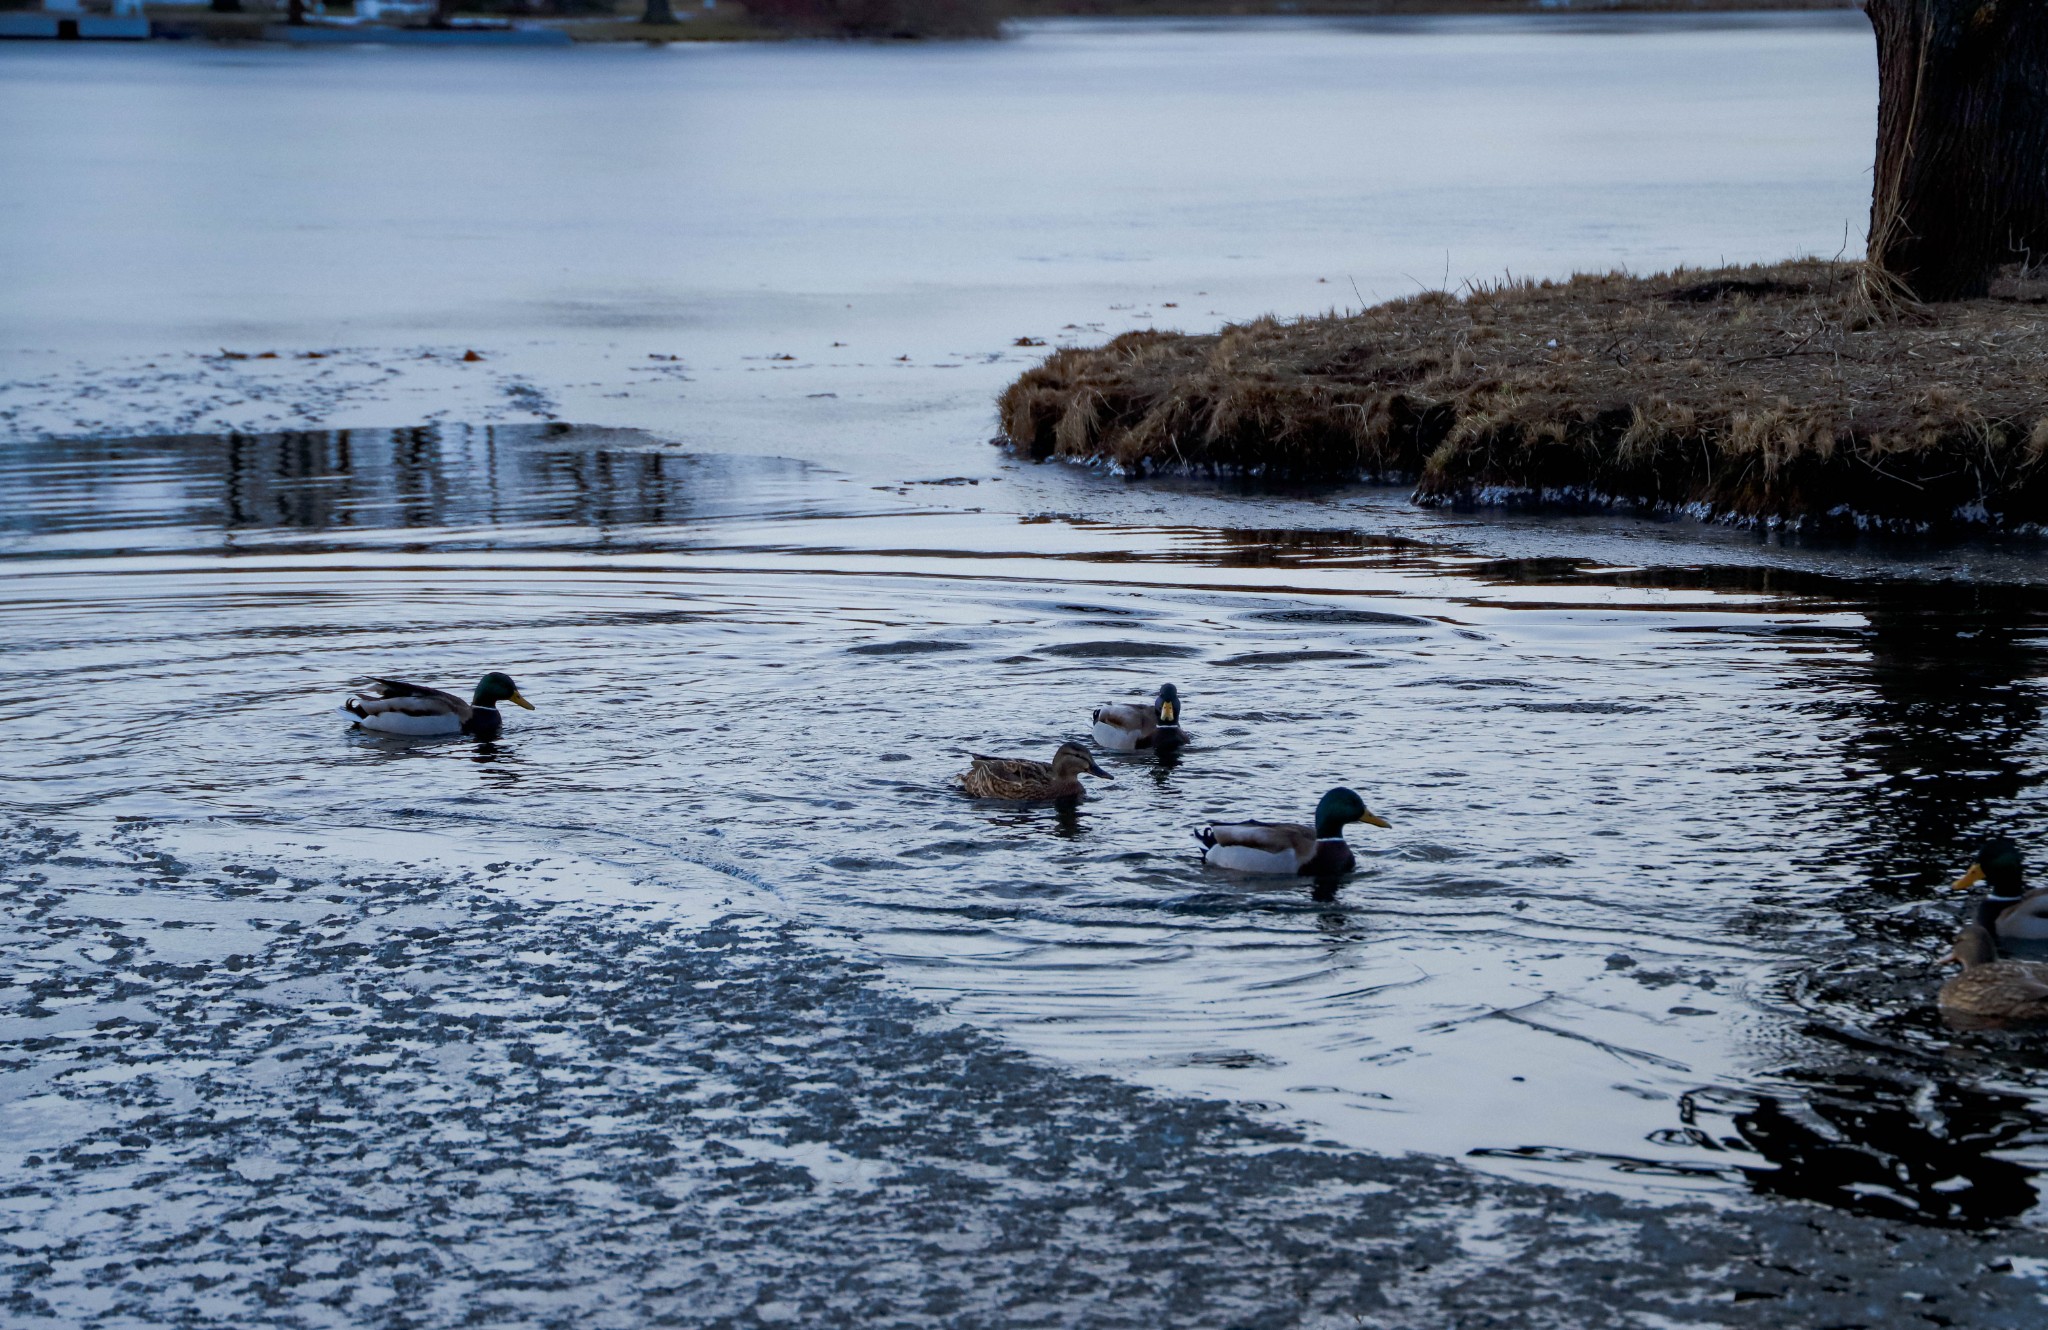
[223,430,360,530]
[11,424,762,539]
[2,422,823,552]
[219,425,473,532]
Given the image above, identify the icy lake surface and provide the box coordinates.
[8,15,2048,1327]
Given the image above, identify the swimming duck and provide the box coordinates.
[1195,787,1390,877]
[1091,683,1185,752]
[1938,925,2048,1022]
[342,673,534,739]
[958,741,1113,801]
[1951,837,2048,942]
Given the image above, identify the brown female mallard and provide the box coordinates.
[957,742,1113,802]
[1938,925,2048,1023]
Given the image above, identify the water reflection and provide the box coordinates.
[1481,1071,2042,1228]
[1685,1075,2040,1227]
[0,423,828,550]
[1838,585,2048,895]
[1632,579,2048,1223]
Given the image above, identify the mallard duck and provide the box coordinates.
[957,741,1113,801]
[1091,683,1185,752]
[342,673,534,739]
[1951,837,2048,941]
[1195,787,1390,876]
[1938,925,2048,1021]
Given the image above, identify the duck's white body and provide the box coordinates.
[1200,841,1307,875]
[338,702,465,736]
[1196,820,1333,875]
[1992,891,2048,940]
[1092,716,1136,751]
[1092,713,1181,752]
[1090,685,1183,752]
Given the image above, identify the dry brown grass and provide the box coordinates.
[998,260,2048,530]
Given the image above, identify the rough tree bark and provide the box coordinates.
[1865,0,2048,300]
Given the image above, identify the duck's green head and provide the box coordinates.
[1955,836,2023,894]
[1154,683,1182,727]
[1314,787,1390,839]
[473,672,535,711]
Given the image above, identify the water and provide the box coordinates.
[8,14,2048,1324]
[9,418,2048,1229]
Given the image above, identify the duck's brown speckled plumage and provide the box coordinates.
[957,742,1111,802]
[1939,926,2048,1024]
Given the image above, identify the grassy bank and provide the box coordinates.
[998,260,2048,532]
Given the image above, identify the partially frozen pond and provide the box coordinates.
[8,15,2048,1328]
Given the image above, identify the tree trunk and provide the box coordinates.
[642,0,676,22]
[1866,0,2048,300]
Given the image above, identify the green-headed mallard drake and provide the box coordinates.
[958,741,1113,802]
[1951,837,2048,942]
[1092,683,1184,752]
[1195,786,1390,877]
[342,673,534,739]
[1939,925,2048,1022]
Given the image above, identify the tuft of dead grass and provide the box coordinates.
[997,260,2048,530]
